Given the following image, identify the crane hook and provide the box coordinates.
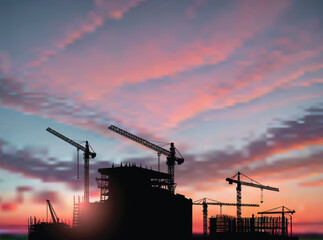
[260,188,263,203]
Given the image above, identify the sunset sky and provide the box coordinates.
[1,0,323,235]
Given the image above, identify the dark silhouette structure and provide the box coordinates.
[74,164,192,240]
[28,165,298,240]
[46,127,96,203]
[28,200,71,240]
[258,206,296,238]
[209,214,298,240]
[28,126,297,240]
[29,164,192,240]
[28,218,71,240]
[108,125,184,194]
[226,172,279,219]
[193,198,259,237]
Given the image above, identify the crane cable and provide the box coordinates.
[76,149,79,179]
[89,143,96,154]
[261,188,263,203]
[231,172,265,203]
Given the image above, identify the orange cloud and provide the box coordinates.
[299,178,323,187]
[1,203,18,212]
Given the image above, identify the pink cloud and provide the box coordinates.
[107,58,323,131]
[20,0,295,132]
[95,0,146,20]
[299,178,323,187]
[2,0,322,136]
[175,107,323,190]
[29,0,290,86]
[22,0,146,70]
[1,203,18,212]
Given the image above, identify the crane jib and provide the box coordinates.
[46,127,96,158]
[108,124,184,194]
[226,178,279,192]
[108,125,184,164]
[108,125,170,155]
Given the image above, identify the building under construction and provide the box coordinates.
[209,214,297,240]
[74,164,192,240]
[28,200,72,240]
[29,164,192,240]
[28,125,297,240]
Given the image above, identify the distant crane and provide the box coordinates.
[226,172,279,219]
[108,125,184,194]
[193,198,259,237]
[46,127,96,203]
[46,199,59,223]
[258,206,295,237]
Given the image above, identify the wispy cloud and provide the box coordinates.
[0,186,33,212]
[0,74,113,134]
[0,138,102,190]
[1,106,322,204]
[175,106,323,190]
[105,59,323,131]
[25,0,290,88]
[299,178,323,187]
[1,203,18,212]
[5,0,323,134]
[22,0,146,70]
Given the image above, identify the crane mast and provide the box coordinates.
[193,198,259,237]
[46,127,96,203]
[226,172,279,219]
[108,125,184,194]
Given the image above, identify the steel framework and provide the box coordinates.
[226,172,279,219]
[193,198,259,237]
[108,125,184,193]
[46,127,96,203]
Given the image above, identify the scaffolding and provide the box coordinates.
[96,175,109,202]
[209,215,289,237]
[96,164,172,202]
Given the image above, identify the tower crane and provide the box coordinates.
[226,172,279,219]
[46,127,96,203]
[108,125,184,194]
[193,198,259,237]
[258,206,295,237]
[46,199,59,223]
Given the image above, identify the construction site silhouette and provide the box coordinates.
[28,126,298,240]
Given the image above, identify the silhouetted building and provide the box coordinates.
[28,217,71,240]
[209,215,298,240]
[74,164,192,240]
